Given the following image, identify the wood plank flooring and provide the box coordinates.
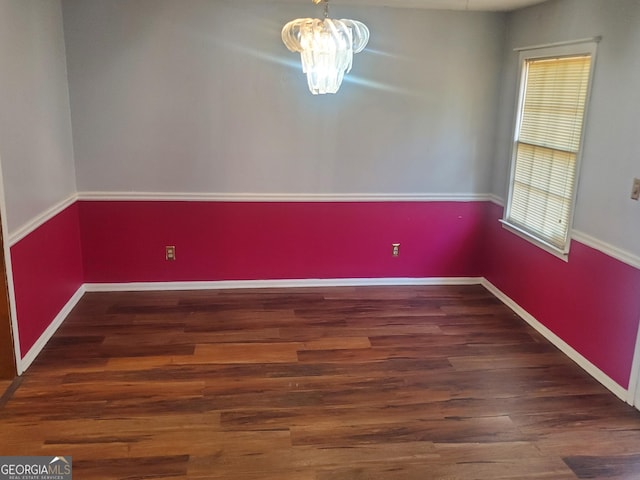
[1,285,640,479]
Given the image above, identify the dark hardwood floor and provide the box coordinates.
[1,285,640,479]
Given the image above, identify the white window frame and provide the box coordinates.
[501,39,598,260]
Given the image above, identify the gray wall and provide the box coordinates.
[3,0,635,257]
[0,0,76,234]
[62,0,505,195]
[493,0,640,257]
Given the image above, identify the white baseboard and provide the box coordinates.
[627,322,640,407]
[481,278,629,403]
[83,277,484,292]
[19,285,86,372]
[17,276,631,408]
[18,277,480,373]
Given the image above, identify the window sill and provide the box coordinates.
[499,219,570,262]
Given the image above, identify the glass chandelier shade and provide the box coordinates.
[281,6,369,95]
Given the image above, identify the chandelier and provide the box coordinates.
[281,0,370,95]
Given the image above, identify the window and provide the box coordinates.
[503,41,597,258]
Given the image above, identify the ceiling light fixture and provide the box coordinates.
[281,0,370,95]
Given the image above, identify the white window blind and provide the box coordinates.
[505,51,593,253]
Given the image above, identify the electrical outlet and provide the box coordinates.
[392,243,400,257]
[166,245,176,261]
[632,178,640,201]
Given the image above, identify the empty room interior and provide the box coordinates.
[1,0,640,478]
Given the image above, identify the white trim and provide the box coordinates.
[19,285,86,372]
[514,36,602,52]
[504,41,598,261]
[628,319,640,407]
[488,194,505,206]
[84,277,483,292]
[19,277,481,372]
[0,156,22,373]
[76,191,494,203]
[14,276,636,409]
[12,192,640,272]
[572,230,640,270]
[481,278,628,403]
[503,42,601,261]
[8,193,78,247]
[490,203,640,271]
[5,191,498,252]
[500,220,570,262]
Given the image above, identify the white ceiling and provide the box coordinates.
[271,0,551,11]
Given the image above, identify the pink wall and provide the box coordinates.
[10,203,84,357]
[10,199,640,390]
[78,201,486,282]
[483,202,640,388]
